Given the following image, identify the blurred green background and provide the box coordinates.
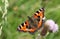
[0,0,60,39]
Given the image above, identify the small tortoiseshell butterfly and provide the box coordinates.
[17,8,45,34]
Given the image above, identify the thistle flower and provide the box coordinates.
[45,20,55,30]
[45,19,59,33]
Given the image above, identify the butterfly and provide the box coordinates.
[17,8,45,34]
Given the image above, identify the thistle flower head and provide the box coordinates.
[45,20,55,30]
[45,19,59,33]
